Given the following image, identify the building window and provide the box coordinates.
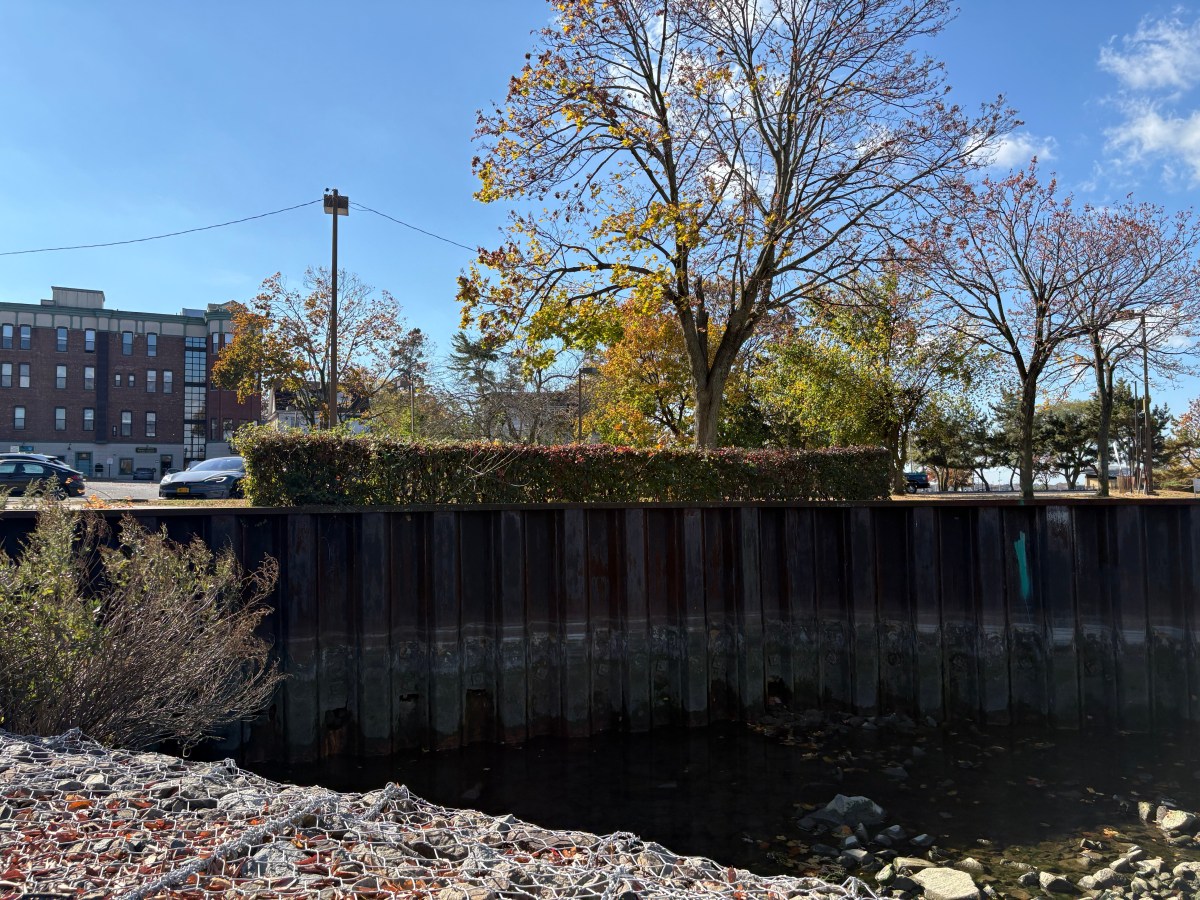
[184,386,205,420]
[13,406,25,430]
[84,366,95,390]
[114,372,122,388]
[120,410,132,437]
[56,327,68,352]
[222,418,235,440]
[147,370,157,392]
[85,329,96,352]
[56,365,67,389]
[19,326,30,350]
[163,370,173,393]
[145,411,157,438]
[1,325,11,349]
[55,407,66,431]
[147,333,157,357]
[0,363,9,388]
[83,408,94,431]
[122,331,133,355]
[127,373,135,388]
[211,417,218,439]
[224,332,233,348]
[19,363,29,388]
[212,333,221,354]
[184,349,206,382]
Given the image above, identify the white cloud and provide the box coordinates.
[1099,13,1200,93]
[979,132,1057,170]
[1105,101,1200,185]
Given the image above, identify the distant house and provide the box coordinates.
[262,384,369,432]
[1083,469,1119,491]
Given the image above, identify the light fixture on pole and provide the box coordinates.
[1140,312,1154,495]
[323,189,349,428]
[577,366,600,442]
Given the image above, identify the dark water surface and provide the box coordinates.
[252,719,1200,880]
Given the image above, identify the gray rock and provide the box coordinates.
[1130,875,1152,892]
[842,835,862,850]
[1038,871,1081,894]
[876,864,896,884]
[895,857,937,871]
[1158,809,1197,833]
[812,794,887,827]
[883,766,909,779]
[880,824,908,842]
[1173,861,1200,878]
[1123,847,1147,863]
[244,843,309,877]
[910,833,936,848]
[840,848,872,868]
[912,867,980,900]
[1137,801,1156,822]
[954,858,985,876]
[1090,868,1127,889]
[1133,858,1165,876]
[1077,875,1097,891]
[1110,857,1133,873]
[1017,872,1040,888]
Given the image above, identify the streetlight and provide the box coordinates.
[1140,312,1154,495]
[577,366,600,442]
[323,189,349,428]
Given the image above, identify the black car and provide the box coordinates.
[904,471,930,493]
[0,458,87,497]
[159,456,246,499]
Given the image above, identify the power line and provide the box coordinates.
[350,202,479,253]
[0,199,324,257]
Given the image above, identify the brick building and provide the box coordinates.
[0,287,260,479]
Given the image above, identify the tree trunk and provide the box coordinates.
[692,378,725,449]
[1019,379,1039,500]
[1093,345,1114,498]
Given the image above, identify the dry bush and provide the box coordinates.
[0,499,281,750]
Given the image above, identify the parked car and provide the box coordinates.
[904,471,930,493]
[0,458,87,497]
[158,456,246,499]
[132,467,156,481]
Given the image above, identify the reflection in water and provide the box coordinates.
[254,721,1200,877]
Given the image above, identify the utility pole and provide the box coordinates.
[323,189,349,428]
[1141,313,1154,495]
[409,377,416,439]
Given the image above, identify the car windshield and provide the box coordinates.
[189,457,244,473]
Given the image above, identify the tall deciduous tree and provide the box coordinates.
[1066,203,1200,495]
[459,0,1014,447]
[915,165,1096,498]
[213,268,427,429]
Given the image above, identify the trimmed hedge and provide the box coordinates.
[234,428,890,506]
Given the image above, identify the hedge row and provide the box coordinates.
[234,429,891,506]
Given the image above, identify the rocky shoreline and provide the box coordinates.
[0,730,875,900]
[750,707,1200,899]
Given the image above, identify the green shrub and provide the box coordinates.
[0,499,281,750]
[234,427,890,506]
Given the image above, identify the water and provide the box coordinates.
[253,714,1200,889]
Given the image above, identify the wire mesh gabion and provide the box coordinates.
[0,730,878,900]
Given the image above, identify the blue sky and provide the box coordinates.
[1,1,1198,408]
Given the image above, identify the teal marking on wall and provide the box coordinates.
[1014,530,1032,604]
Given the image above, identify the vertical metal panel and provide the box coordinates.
[1003,506,1047,724]
[738,507,766,719]
[430,510,462,750]
[975,506,1009,724]
[681,508,709,724]
[875,507,915,716]
[940,508,978,720]
[1113,505,1151,731]
[358,512,392,756]
[496,510,528,744]
[1185,506,1200,723]
[848,507,878,714]
[237,515,286,764]
[390,512,429,750]
[283,514,319,762]
[561,508,591,737]
[784,508,820,708]
[813,508,851,709]
[317,515,357,759]
[524,510,560,737]
[1040,506,1079,729]
[1074,506,1116,728]
[1145,506,1187,725]
[703,508,738,720]
[623,508,651,730]
[586,510,620,731]
[758,508,789,705]
[910,506,942,720]
[459,511,496,745]
[647,509,683,727]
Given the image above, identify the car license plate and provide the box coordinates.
[176,486,189,494]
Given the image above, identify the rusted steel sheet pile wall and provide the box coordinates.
[2,502,1197,761]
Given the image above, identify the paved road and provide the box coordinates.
[84,479,162,502]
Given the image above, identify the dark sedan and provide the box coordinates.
[158,456,246,499]
[0,459,87,497]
